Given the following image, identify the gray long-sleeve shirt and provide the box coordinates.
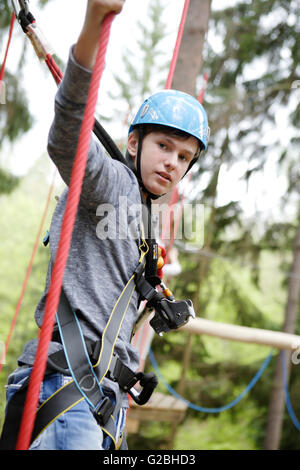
[19,48,142,400]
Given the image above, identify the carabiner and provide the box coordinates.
[11,0,29,19]
[128,372,158,406]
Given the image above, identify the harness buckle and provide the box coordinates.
[93,396,114,427]
[106,354,158,406]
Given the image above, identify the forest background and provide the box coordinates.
[0,0,299,450]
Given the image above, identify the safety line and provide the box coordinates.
[15,13,116,451]
[281,350,300,432]
[198,73,209,103]
[165,0,190,90]
[0,13,15,83]
[0,169,56,374]
[149,348,273,413]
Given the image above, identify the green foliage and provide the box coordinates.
[174,409,260,450]
[0,0,55,199]
[0,71,33,147]
[0,1,14,32]
[0,156,60,431]
[0,168,19,194]
[0,0,53,149]
[194,0,300,211]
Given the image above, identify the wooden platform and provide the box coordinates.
[126,392,188,434]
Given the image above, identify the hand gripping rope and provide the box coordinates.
[15,12,116,451]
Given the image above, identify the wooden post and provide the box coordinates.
[180,317,300,351]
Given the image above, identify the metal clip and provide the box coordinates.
[11,0,29,18]
[93,397,114,427]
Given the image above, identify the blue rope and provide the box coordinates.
[148,348,273,413]
[281,350,300,432]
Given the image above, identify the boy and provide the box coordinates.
[1,0,209,450]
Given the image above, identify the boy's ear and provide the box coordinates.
[127,131,139,161]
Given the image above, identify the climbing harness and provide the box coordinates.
[0,239,158,450]
[0,212,194,449]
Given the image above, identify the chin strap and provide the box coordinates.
[126,127,165,201]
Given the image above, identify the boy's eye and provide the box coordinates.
[179,154,187,162]
[159,142,166,149]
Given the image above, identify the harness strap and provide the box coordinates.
[33,377,122,448]
[0,371,121,450]
[41,233,156,442]
[0,239,158,450]
[0,376,31,450]
[92,274,137,384]
[48,273,139,445]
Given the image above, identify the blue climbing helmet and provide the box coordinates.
[127,89,210,199]
[129,89,209,151]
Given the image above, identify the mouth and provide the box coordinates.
[156,171,172,184]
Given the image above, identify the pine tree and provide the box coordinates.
[0,0,52,193]
[199,0,300,449]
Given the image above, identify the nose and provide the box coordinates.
[164,151,177,171]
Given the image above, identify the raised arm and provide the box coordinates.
[74,0,125,70]
[47,0,133,210]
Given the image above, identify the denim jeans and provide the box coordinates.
[5,366,127,450]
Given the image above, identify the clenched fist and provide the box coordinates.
[83,0,125,31]
[74,0,125,69]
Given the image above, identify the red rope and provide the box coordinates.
[198,72,209,104]
[160,0,191,259]
[15,13,115,450]
[0,171,56,373]
[161,71,209,261]
[162,71,209,258]
[45,54,63,85]
[165,0,190,90]
[0,12,15,94]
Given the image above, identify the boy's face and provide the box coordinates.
[128,130,199,196]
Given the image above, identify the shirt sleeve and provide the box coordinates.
[47,46,135,211]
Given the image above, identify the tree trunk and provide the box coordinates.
[263,217,300,449]
[164,0,211,448]
[172,0,212,95]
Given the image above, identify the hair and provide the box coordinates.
[133,124,203,157]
